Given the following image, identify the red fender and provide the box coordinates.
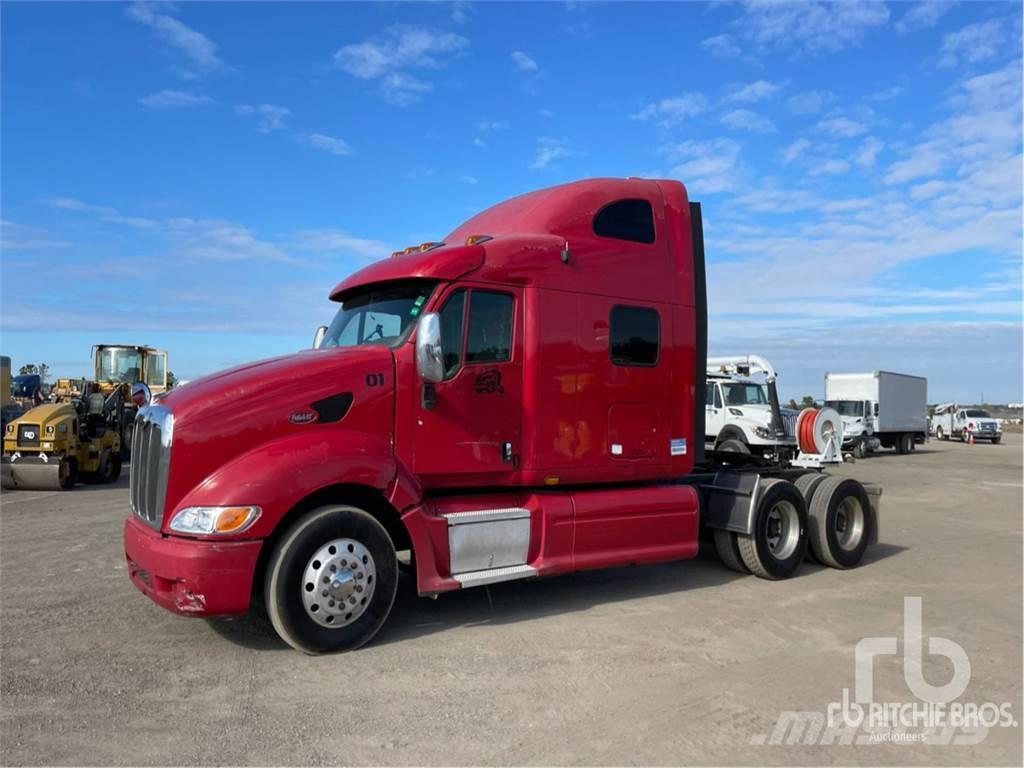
[172,429,399,539]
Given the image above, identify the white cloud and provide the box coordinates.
[139,89,213,109]
[699,34,741,57]
[511,51,539,72]
[735,0,889,53]
[478,120,510,131]
[782,138,811,163]
[46,197,157,228]
[665,139,742,195]
[809,158,850,176]
[854,137,884,168]
[461,175,478,185]
[235,104,291,133]
[531,137,570,170]
[306,133,352,156]
[870,85,905,101]
[0,220,70,251]
[333,25,468,105]
[126,3,223,77]
[723,80,781,103]
[910,180,947,200]
[473,137,487,148]
[896,1,956,33]
[630,93,709,127]
[167,218,295,262]
[720,109,776,134]
[289,229,392,260]
[816,116,868,137]
[787,90,832,114]
[939,19,1006,67]
[381,72,432,105]
[883,142,945,184]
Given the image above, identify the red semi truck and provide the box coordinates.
[125,178,879,653]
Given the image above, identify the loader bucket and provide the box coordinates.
[1,457,70,490]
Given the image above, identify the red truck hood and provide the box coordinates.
[161,345,393,427]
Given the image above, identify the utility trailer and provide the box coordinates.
[124,178,879,654]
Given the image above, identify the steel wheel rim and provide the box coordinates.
[834,497,865,552]
[765,501,800,560]
[301,538,376,628]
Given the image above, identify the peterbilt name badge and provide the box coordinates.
[289,410,318,425]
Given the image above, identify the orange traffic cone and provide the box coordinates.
[968,431,974,445]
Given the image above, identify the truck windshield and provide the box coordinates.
[98,348,143,383]
[964,409,991,417]
[826,400,864,417]
[721,382,768,406]
[321,281,436,349]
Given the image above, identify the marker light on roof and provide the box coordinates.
[465,234,492,245]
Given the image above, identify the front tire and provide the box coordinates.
[853,439,867,459]
[717,437,751,454]
[935,426,944,441]
[736,479,808,579]
[992,435,1001,445]
[265,505,398,654]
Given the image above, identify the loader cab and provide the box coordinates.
[94,345,169,393]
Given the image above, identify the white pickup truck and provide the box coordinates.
[931,403,1002,444]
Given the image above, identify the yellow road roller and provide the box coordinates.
[1,389,124,491]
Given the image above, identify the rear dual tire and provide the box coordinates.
[712,479,808,580]
[806,477,872,569]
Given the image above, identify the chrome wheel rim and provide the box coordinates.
[835,497,865,552]
[301,538,376,628]
[765,501,800,560]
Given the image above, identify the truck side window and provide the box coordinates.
[438,289,466,379]
[466,291,513,363]
[610,305,659,366]
[593,199,655,244]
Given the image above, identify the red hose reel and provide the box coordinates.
[795,407,842,455]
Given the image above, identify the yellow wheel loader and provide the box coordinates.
[1,388,124,491]
[93,344,169,460]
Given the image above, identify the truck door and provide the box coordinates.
[705,382,724,440]
[412,284,522,482]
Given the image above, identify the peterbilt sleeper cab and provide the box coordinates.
[125,178,878,653]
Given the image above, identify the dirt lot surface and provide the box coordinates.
[1,435,1021,766]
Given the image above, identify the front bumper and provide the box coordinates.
[124,516,262,617]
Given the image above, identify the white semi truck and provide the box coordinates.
[931,403,1002,443]
[824,371,928,457]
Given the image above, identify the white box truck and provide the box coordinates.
[824,371,927,458]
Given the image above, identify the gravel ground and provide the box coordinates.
[1,434,1021,766]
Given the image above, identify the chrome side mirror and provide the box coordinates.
[131,382,152,407]
[312,325,328,349]
[415,313,444,383]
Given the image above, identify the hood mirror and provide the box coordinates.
[415,313,444,383]
[312,325,327,349]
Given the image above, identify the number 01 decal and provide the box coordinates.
[365,372,385,387]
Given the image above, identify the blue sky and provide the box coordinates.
[1,1,1021,402]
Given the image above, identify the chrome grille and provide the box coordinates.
[781,410,799,437]
[129,405,173,528]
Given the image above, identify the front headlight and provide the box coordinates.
[752,425,772,439]
[46,425,55,434]
[169,506,261,535]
